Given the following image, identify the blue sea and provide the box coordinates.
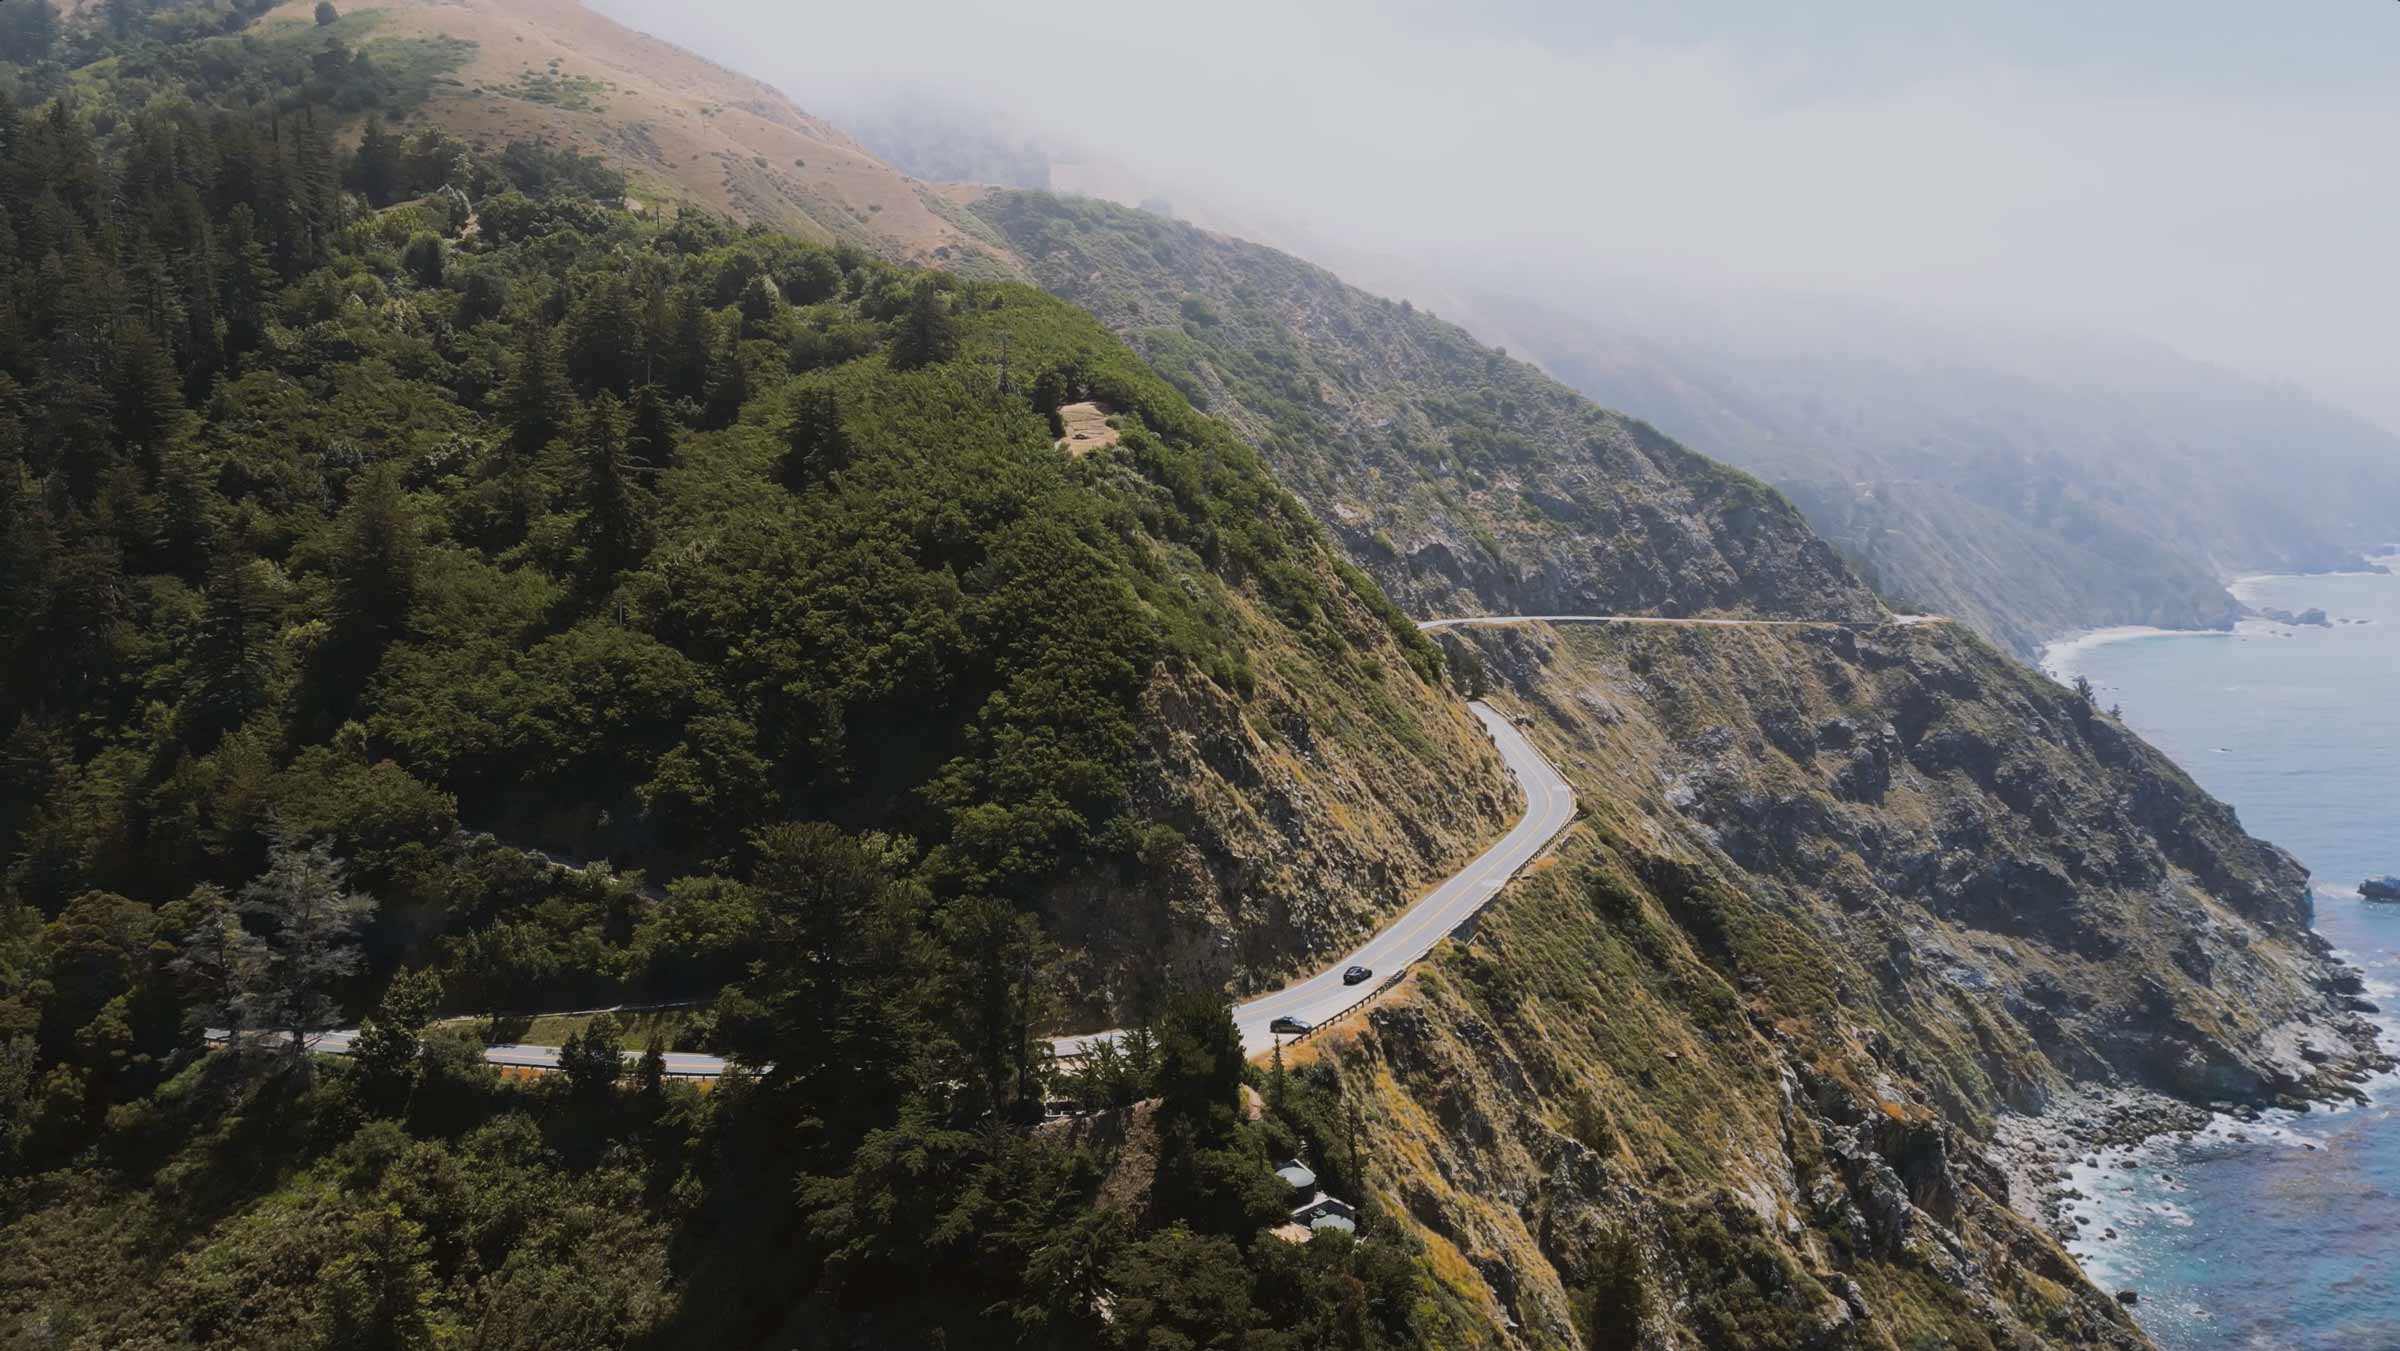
[2043,563,2400,1351]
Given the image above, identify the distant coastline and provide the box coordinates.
[2039,552,2399,683]
[2037,624,2228,683]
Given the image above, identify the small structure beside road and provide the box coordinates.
[1268,1155,1358,1239]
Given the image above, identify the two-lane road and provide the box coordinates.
[1051,698,1576,1059]
[212,1025,734,1079]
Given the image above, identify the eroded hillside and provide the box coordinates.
[970,192,1882,625]
[1299,619,2385,1348]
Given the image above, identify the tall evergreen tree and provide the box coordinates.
[349,967,442,1114]
[186,548,277,746]
[500,317,571,455]
[776,386,848,491]
[170,883,269,1046]
[572,392,651,585]
[564,272,643,395]
[697,327,746,431]
[350,114,400,208]
[892,276,958,370]
[625,382,678,470]
[329,466,417,651]
[239,835,375,1073]
[219,205,277,363]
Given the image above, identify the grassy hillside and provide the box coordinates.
[969,191,1887,626]
[241,0,1023,273]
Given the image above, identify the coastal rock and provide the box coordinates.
[2258,606,2332,627]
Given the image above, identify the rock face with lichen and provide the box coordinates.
[1302,619,2384,1350]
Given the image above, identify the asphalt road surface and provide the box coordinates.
[210,1026,732,1078]
[1049,698,1577,1060]
[1417,613,1943,632]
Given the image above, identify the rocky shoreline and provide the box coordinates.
[1992,1013,2396,1292]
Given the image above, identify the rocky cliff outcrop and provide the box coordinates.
[1043,584,1516,1026]
[1300,619,2383,1350]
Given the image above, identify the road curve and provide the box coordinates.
[1417,613,1944,632]
[1051,699,1577,1060]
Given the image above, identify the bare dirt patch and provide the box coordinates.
[1055,401,1120,455]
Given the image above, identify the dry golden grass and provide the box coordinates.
[267,0,1018,271]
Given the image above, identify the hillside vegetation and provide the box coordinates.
[0,5,1516,1343]
[971,191,1886,626]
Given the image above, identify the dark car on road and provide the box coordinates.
[1269,1016,1313,1036]
[1342,965,1373,985]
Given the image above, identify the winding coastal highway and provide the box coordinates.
[1052,698,1577,1059]
[259,613,1936,1077]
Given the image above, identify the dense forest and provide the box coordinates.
[0,2,1472,1344]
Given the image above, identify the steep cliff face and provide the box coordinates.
[1048,587,1517,1026]
[1302,619,2384,1349]
[970,192,1882,625]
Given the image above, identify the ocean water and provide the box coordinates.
[2043,563,2400,1350]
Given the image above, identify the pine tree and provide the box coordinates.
[171,883,269,1047]
[108,323,192,466]
[697,328,747,431]
[500,318,571,455]
[935,895,1053,1121]
[892,276,958,370]
[239,835,376,1074]
[573,392,651,585]
[564,273,643,395]
[636,1034,668,1100]
[776,386,848,491]
[330,466,418,648]
[219,204,277,362]
[321,1205,437,1351]
[0,0,58,64]
[661,287,714,403]
[625,383,678,470]
[350,968,443,1114]
[187,547,278,745]
[351,114,400,208]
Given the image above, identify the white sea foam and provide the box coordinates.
[2037,625,2229,683]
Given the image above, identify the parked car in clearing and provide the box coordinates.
[1269,1016,1313,1036]
[1342,965,1373,986]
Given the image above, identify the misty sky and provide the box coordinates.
[596,0,2397,428]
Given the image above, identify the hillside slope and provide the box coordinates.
[808,86,2400,654]
[1307,618,2385,1349]
[1444,278,2400,654]
[0,12,1521,1342]
[257,0,1020,273]
[969,191,1885,626]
